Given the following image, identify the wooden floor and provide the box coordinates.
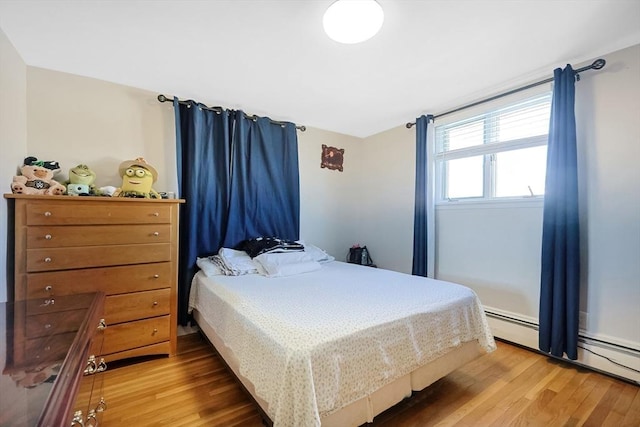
[100,333,639,427]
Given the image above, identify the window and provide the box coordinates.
[435,93,551,201]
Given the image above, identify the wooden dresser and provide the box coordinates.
[6,194,183,363]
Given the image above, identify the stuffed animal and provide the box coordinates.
[11,156,66,196]
[112,157,161,199]
[67,164,97,196]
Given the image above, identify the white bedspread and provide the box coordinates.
[189,261,495,427]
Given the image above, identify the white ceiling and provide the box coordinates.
[1,0,639,138]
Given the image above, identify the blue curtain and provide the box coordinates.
[174,101,300,324]
[223,112,300,247]
[539,65,581,360]
[412,115,433,276]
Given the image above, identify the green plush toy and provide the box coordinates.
[67,164,97,196]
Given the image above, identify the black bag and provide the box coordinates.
[348,246,374,266]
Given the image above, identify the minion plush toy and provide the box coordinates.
[112,157,161,199]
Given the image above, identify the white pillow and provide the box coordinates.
[254,252,321,277]
[218,248,256,273]
[296,240,335,263]
[196,257,223,277]
[303,244,335,263]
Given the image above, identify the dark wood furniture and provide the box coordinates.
[1,292,105,426]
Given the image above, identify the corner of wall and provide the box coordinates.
[0,27,28,302]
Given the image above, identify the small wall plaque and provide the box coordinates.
[321,144,344,172]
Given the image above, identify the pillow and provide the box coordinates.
[217,248,258,275]
[296,240,335,263]
[300,243,335,263]
[253,252,321,277]
[196,256,223,277]
[237,237,305,258]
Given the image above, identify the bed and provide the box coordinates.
[188,247,496,427]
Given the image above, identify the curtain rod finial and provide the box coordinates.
[592,58,606,70]
[406,122,415,129]
[157,94,168,102]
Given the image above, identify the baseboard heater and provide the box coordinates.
[484,309,640,386]
[485,309,539,330]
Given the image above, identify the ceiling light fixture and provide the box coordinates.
[323,0,384,44]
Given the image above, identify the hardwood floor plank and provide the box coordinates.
[545,371,599,426]
[523,362,564,400]
[98,333,639,426]
[584,380,626,427]
[612,383,639,417]
[621,388,640,427]
[508,388,557,425]
[487,397,532,427]
[460,358,556,425]
[569,376,615,426]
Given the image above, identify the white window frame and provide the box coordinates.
[434,91,552,204]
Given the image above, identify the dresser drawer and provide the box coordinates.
[102,316,170,355]
[105,289,171,324]
[26,310,87,338]
[27,224,172,248]
[26,243,171,272]
[25,293,96,315]
[90,329,105,357]
[26,201,172,225]
[23,332,76,365]
[26,263,172,298]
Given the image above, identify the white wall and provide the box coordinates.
[436,200,544,319]
[298,127,364,261]
[0,27,28,418]
[0,28,27,303]
[357,125,416,272]
[359,44,640,381]
[575,45,640,345]
[26,67,177,194]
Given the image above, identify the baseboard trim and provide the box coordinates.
[484,308,640,385]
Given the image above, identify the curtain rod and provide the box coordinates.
[405,58,606,129]
[157,94,306,132]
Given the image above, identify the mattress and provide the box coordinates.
[189,261,495,427]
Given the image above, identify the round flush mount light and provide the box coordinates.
[323,0,384,44]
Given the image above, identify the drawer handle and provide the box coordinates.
[153,301,158,306]
[96,358,107,373]
[44,345,51,351]
[86,409,97,427]
[41,298,55,306]
[153,328,158,335]
[44,323,52,329]
[44,257,52,263]
[44,211,52,217]
[97,319,107,330]
[45,285,53,292]
[84,355,97,375]
[45,234,52,240]
[71,410,85,426]
[153,274,159,279]
[153,231,160,237]
[153,212,160,217]
[96,397,107,413]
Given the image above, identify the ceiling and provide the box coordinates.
[1,0,639,138]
